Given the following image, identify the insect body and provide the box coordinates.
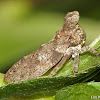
[4,11,99,83]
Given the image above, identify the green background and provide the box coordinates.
[0,0,100,73]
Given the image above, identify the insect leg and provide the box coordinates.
[49,54,72,76]
[49,48,73,76]
[80,46,100,56]
[73,45,99,73]
[49,46,99,76]
[73,53,79,73]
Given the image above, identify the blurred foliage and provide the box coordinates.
[34,0,100,20]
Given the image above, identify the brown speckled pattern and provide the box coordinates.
[4,11,86,83]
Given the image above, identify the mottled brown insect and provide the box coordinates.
[4,11,99,83]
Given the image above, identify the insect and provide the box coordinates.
[4,11,99,83]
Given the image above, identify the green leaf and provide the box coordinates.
[87,82,100,90]
[55,82,100,100]
[0,36,100,99]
